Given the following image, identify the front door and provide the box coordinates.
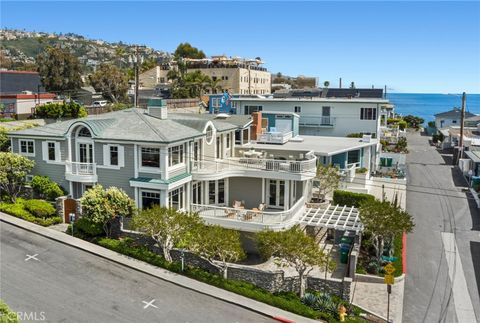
[268,180,285,209]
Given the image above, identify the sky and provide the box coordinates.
[1,1,479,94]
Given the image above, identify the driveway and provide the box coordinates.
[0,221,273,323]
[403,131,480,323]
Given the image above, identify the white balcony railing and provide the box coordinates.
[65,161,96,176]
[257,131,293,144]
[191,197,306,225]
[299,116,336,126]
[192,154,317,176]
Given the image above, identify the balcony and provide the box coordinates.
[191,197,306,232]
[65,161,98,183]
[191,154,317,180]
[257,131,293,144]
[299,116,336,127]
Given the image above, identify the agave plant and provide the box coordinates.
[302,293,318,307]
[314,292,336,313]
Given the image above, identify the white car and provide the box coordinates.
[92,100,108,107]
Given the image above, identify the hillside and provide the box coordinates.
[0,29,171,72]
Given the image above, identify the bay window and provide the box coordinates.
[168,145,184,167]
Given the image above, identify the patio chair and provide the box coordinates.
[232,200,244,209]
[224,209,236,219]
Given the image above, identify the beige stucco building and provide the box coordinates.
[139,56,271,95]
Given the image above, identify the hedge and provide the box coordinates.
[0,299,19,323]
[332,190,375,208]
[35,102,87,119]
[0,199,62,226]
[22,199,56,218]
[69,217,104,238]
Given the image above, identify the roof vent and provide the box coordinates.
[147,98,167,119]
[215,113,230,119]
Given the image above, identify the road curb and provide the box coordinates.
[0,213,316,323]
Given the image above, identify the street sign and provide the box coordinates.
[384,274,394,285]
[384,263,395,275]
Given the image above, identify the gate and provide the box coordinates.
[64,198,77,223]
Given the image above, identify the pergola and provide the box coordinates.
[299,204,363,233]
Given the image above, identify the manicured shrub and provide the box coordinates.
[398,120,407,130]
[74,217,104,237]
[0,200,61,226]
[23,199,56,218]
[31,175,64,200]
[332,190,375,208]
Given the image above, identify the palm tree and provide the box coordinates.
[208,78,222,94]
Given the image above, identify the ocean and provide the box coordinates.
[386,93,480,124]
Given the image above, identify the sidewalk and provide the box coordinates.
[351,276,405,323]
[0,212,315,323]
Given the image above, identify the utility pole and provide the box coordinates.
[339,77,342,89]
[459,92,466,162]
[134,46,140,108]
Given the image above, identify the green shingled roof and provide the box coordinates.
[8,109,251,144]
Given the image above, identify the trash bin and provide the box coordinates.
[386,157,393,167]
[340,247,350,264]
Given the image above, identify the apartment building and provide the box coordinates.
[139,56,272,95]
[9,99,372,233]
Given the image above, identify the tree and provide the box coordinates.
[174,43,206,59]
[323,81,330,88]
[402,115,425,129]
[315,164,341,201]
[36,46,83,95]
[350,81,356,89]
[256,225,334,297]
[0,152,34,203]
[80,185,136,237]
[89,64,129,103]
[359,198,414,261]
[190,225,245,278]
[132,205,202,263]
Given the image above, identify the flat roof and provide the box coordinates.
[231,97,389,104]
[243,135,378,156]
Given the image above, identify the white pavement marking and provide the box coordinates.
[441,232,478,323]
[142,299,158,309]
[24,254,39,261]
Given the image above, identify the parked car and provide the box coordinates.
[92,100,108,107]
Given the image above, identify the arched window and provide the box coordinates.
[77,127,92,138]
[205,124,214,145]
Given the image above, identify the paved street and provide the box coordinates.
[404,132,480,323]
[0,222,273,323]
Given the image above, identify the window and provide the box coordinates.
[212,76,217,81]
[226,133,231,149]
[360,108,377,120]
[205,125,214,144]
[347,150,360,165]
[142,191,160,209]
[244,105,263,115]
[169,187,184,210]
[294,106,301,113]
[209,181,216,204]
[193,141,200,161]
[78,127,92,137]
[47,142,56,161]
[110,146,118,166]
[141,147,160,168]
[168,145,184,167]
[192,181,202,204]
[452,120,457,124]
[218,179,225,204]
[216,136,221,159]
[20,140,34,155]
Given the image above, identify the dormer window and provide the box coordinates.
[205,125,214,145]
[78,127,92,137]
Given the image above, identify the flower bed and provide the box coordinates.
[356,232,403,277]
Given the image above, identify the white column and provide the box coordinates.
[134,187,139,208]
[162,147,169,179]
[133,144,138,178]
[261,179,265,204]
[186,182,191,211]
[284,180,290,211]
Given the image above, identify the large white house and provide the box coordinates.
[230,96,391,138]
[9,99,368,233]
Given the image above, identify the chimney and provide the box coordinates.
[147,98,167,119]
[339,77,342,89]
[251,111,262,141]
